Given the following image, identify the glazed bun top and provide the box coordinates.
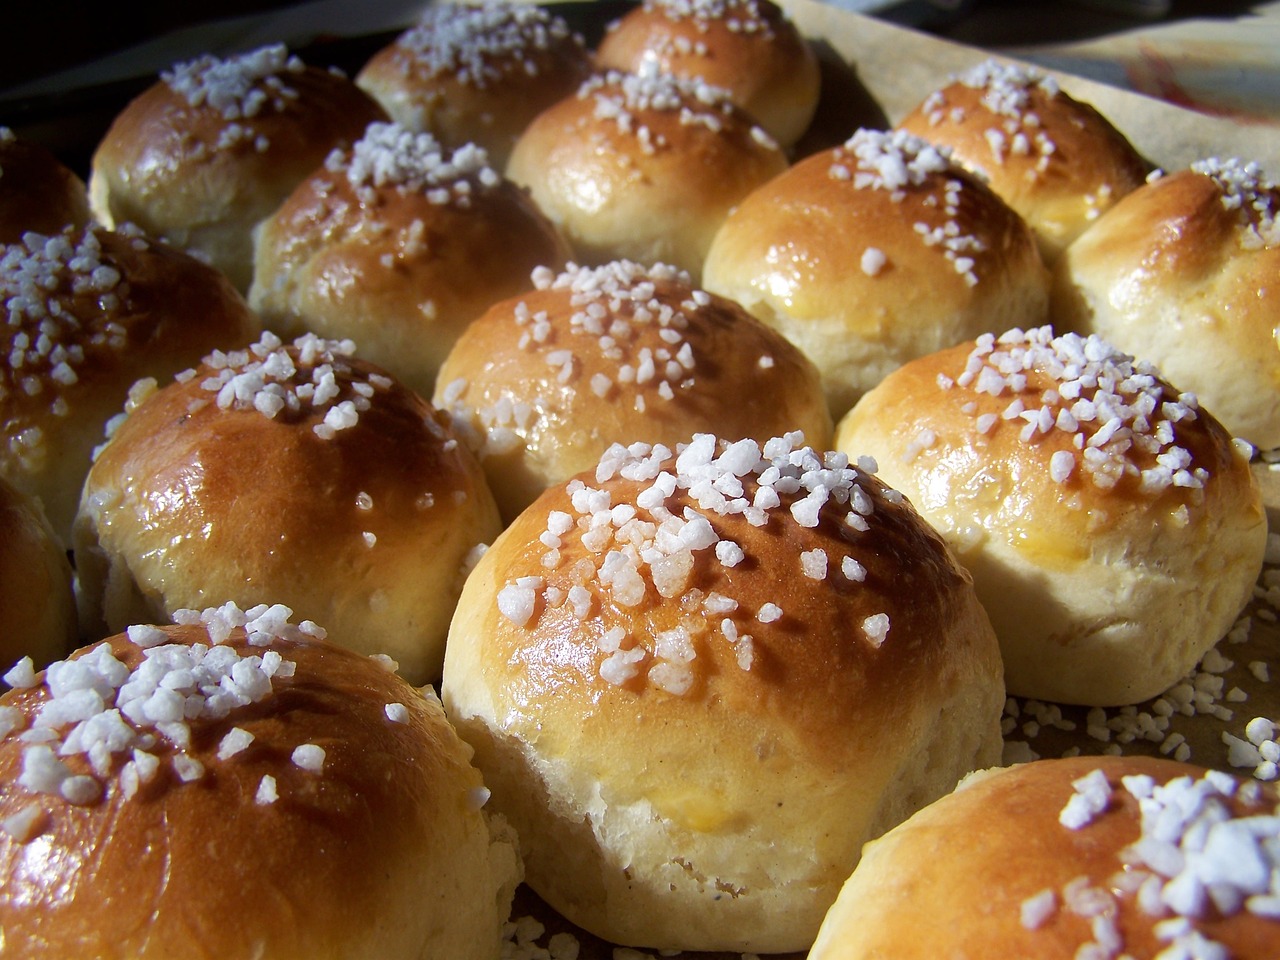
[506,66,788,280]
[897,59,1151,262]
[595,0,821,148]
[840,325,1260,547]
[434,259,833,521]
[356,1,592,168]
[0,224,260,544]
[0,127,92,243]
[249,121,572,400]
[89,43,387,291]
[809,755,1280,960]
[73,331,501,685]
[701,127,1049,417]
[0,604,521,960]
[448,429,1001,784]
[1051,157,1280,450]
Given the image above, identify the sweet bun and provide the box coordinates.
[355,2,592,169]
[505,67,788,281]
[809,755,1280,960]
[897,59,1151,263]
[434,259,833,522]
[250,122,571,400]
[1,225,260,545]
[834,326,1266,706]
[0,603,522,960]
[89,44,387,291]
[594,0,820,149]
[0,127,91,243]
[0,475,76,673]
[702,127,1049,418]
[1051,158,1280,450]
[442,432,1004,954]
[73,332,501,685]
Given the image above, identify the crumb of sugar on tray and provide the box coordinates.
[501,915,581,960]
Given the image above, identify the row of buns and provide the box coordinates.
[1,0,1278,957]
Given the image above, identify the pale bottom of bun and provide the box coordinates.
[447,681,1003,955]
[947,504,1265,706]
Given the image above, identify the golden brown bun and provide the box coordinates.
[73,332,501,685]
[0,609,522,959]
[0,225,260,546]
[810,755,1280,960]
[594,0,820,149]
[356,2,592,169]
[897,59,1151,264]
[89,45,387,291]
[505,68,788,281]
[1051,160,1280,450]
[433,260,833,522]
[0,476,76,672]
[442,432,1003,954]
[0,128,91,243]
[702,128,1049,419]
[834,327,1266,706]
[249,122,572,400]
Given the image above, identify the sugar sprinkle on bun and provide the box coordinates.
[897,58,1151,263]
[74,332,500,684]
[250,121,571,399]
[1052,157,1280,450]
[506,66,788,280]
[835,325,1267,706]
[443,431,1003,953]
[809,755,1280,960]
[1,225,260,545]
[356,1,591,168]
[89,44,386,291]
[0,604,521,960]
[595,0,821,149]
[434,259,833,521]
[703,127,1049,418]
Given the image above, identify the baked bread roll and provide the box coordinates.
[249,121,571,400]
[355,1,592,169]
[1,225,260,546]
[89,44,387,291]
[505,66,788,281]
[0,476,76,673]
[1051,157,1280,451]
[834,326,1266,707]
[809,755,1280,960]
[0,127,91,243]
[434,259,833,522]
[442,431,1004,954]
[702,127,1049,418]
[897,58,1151,263]
[73,332,501,685]
[0,603,522,960]
[594,0,821,149]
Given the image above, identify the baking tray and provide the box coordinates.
[3,1,1278,957]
